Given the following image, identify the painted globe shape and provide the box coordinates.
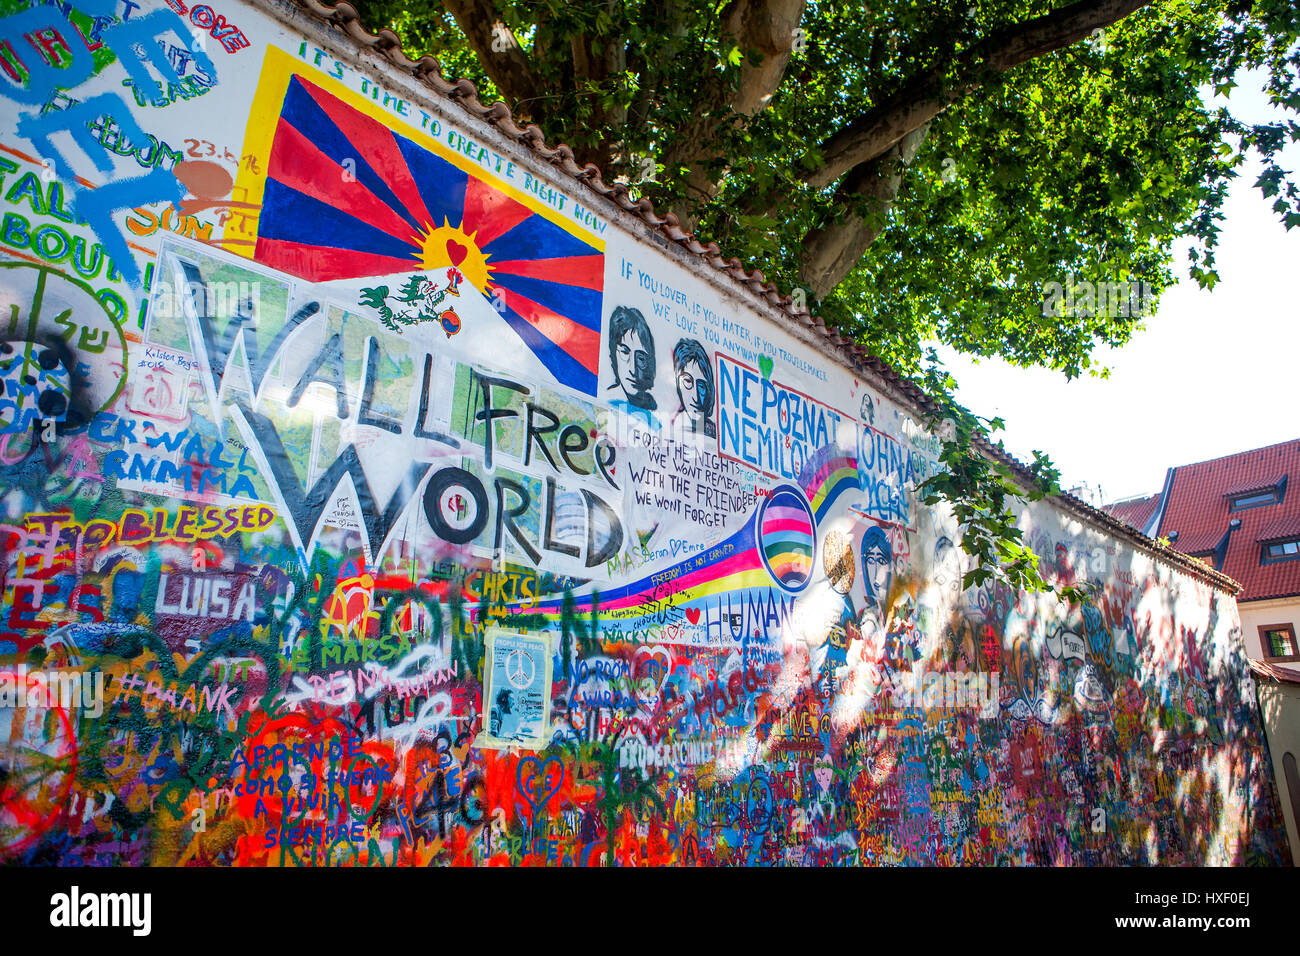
[758,487,816,592]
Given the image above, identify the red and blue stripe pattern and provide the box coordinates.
[253,75,605,395]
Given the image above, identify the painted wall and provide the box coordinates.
[0,0,1288,866]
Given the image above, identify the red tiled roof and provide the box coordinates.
[1166,529,1223,555]
[1103,494,1160,531]
[1222,475,1285,498]
[1249,658,1300,685]
[1157,438,1300,601]
[1257,515,1300,543]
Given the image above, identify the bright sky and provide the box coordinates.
[934,70,1300,506]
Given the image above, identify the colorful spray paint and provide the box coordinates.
[0,0,1287,867]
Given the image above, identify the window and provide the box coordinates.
[1230,489,1278,511]
[1263,537,1300,562]
[1260,624,1300,662]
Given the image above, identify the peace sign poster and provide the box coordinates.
[476,629,554,751]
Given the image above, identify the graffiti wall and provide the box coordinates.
[0,0,1287,866]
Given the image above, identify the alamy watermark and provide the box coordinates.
[887,668,1000,715]
[50,886,151,936]
[0,665,105,718]
[150,280,262,319]
[1041,274,1153,319]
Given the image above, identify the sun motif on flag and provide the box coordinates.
[417,220,493,293]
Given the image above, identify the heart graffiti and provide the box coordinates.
[634,646,674,698]
[814,755,834,792]
[516,755,564,814]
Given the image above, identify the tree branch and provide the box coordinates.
[442,0,540,114]
[722,0,806,117]
[798,124,930,299]
[803,0,1154,189]
[658,0,806,228]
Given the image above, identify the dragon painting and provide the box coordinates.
[359,268,465,336]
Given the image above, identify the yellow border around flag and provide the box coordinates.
[227,45,604,258]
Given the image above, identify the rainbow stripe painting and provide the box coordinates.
[757,487,817,591]
[801,445,860,525]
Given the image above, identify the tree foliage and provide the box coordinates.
[359,0,1300,379]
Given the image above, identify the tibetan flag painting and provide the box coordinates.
[233,55,605,396]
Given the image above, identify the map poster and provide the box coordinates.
[476,629,555,751]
